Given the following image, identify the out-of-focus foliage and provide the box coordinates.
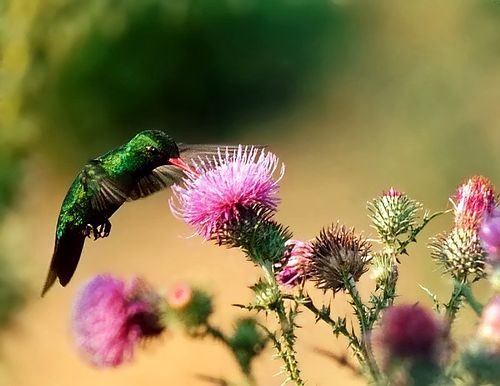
[20,0,353,163]
[0,1,34,328]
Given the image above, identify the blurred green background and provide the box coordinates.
[1,1,500,385]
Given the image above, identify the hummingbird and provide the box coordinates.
[42,129,240,296]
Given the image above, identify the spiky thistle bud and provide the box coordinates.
[308,223,372,293]
[430,176,497,283]
[374,304,444,368]
[166,283,213,330]
[368,188,421,244]
[230,318,268,373]
[430,227,487,283]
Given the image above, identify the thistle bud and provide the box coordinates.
[229,318,268,373]
[308,223,371,293]
[374,304,444,366]
[368,188,421,244]
[166,283,213,329]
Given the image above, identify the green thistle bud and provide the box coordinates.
[230,318,268,373]
[216,206,292,265]
[166,283,213,329]
[368,188,421,244]
[429,227,486,283]
[250,280,281,310]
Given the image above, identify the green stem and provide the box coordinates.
[396,209,451,255]
[261,263,304,386]
[461,285,483,316]
[444,280,467,336]
[289,293,365,364]
[344,275,382,384]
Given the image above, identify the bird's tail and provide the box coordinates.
[41,229,85,297]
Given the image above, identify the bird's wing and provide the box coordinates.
[81,161,129,212]
[127,144,267,201]
[127,165,185,200]
[178,143,266,166]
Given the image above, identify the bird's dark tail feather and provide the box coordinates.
[41,230,85,297]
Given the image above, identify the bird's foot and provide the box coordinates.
[95,220,112,239]
[84,224,93,239]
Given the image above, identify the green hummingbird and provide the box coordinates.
[42,129,235,296]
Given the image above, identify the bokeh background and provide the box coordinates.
[1,0,500,385]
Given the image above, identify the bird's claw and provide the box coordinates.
[84,220,112,240]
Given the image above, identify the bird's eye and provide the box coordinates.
[146,145,160,155]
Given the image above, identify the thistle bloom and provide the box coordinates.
[453,176,496,229]
[72,275,165,367]
[478,295,500,351]
[170,146,284,240]
[375,304,443,364]
[479,208,500,266]
[308,223,371,293]
[275,239,313,287]
[431,176,497,282]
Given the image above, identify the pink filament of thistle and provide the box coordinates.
[170,146,284,239]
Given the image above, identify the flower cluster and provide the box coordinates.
[431,176,497,282]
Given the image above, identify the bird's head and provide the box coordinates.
[127,130,192,172]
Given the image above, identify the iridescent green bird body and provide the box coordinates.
[43,129,232,296]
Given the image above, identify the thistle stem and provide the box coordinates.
[261,263,304,386]
[396,210,451,255]
[344,275,382,384]
[288,293,365,364]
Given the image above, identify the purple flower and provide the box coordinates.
[72,275,165,367]
[479,208,500,265]
[170,146,284,239]
[275,240,313,288]
[478,295,500,351]
[453,176,497,229]
[375,304,443,364]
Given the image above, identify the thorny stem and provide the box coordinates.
[444,280,481,336]
[344,274,382,384]
[396,210,451,256]
[261,263,304,386]
[286,293,365,365]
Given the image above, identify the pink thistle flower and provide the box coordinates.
[479,208,500,266]
[275,240,314,288]
[167,283,193,310]
[170,146,284,239]
[453,176,497,229]
[384,187,402,198]
[478,295,500,351]
[375,304,443,364]
[72,275,165,367]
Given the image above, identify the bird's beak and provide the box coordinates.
[169,157,199,176]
